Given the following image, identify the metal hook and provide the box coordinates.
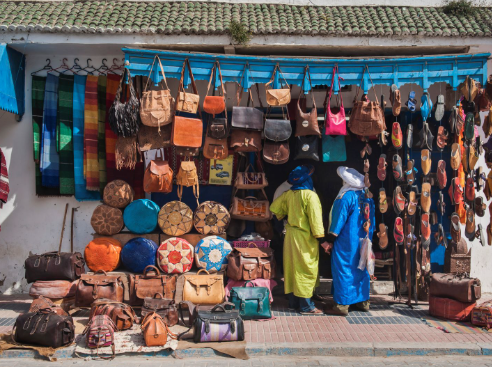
[86,58,92,68]
[62,58,68,67]
[101,58,108,68]
[74,58,80,67]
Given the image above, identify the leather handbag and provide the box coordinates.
[264,118,292,142]
[471,302,492,329]
[158,200,193,236]
[429,295,476,322]
[228,281,272,320]
[324,66,346,135]
[322,135,347,162]
[294,135,319,161]
[193,201,231,235]
[91,204,124,236]
[143,150,173,193]
[141,312,177,347]
[28,296,68,316]
[230,188,272,222]
[203,135,228,160]
[129,265,176,306]
[14,309,75,348]
[172,116,203,149]
[430,273,481,303]
[226,245,276,281]
[183,269,225,305]
[84,315,117,359]
[265,64,291,106]
[75,270,124,307]
[176,146,200,157]
[348,67,386,137]
[25,251,85,284]
[263,140,289,165]
[138,124,172,152]
[141,293,178,326]
[230,129,262,152]
[29,280,77,299]
[231,85,264,130]
[193,304,244,343]
[207,118,228,139]
[89,299,137,331]
[176,160,199,204]
[176,59,200,114]
[203,62,226,116]
[140,56,174,130]
[234,163,268,189]
[296,68,321,137]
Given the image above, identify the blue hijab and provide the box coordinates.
[288,165,314,191]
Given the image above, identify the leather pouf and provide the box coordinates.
[103,179,134,209]
[85,237,123,272]
[158,201,193,236]
[193,201,231,235]
[121,237,158,273]
[91,204,124,235]
[195,236,232,273]
[157,237,194,274]
[123,199,160,234]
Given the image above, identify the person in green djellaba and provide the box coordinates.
[270,165,327,314]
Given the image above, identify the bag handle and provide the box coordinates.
[197,269,211,276]
[354,65,379,104]
[143,55,170,92]
[143,265,161,277]
[247,242,259,248]
[211,304,227,313]
[265,63,290,90]
[153,293,164,299]
[114,68,135,103]
[175,59,202,119]
[298,66,316,110]
[95,270,108,276]
[327,65,344,108]
[244,280,256,287]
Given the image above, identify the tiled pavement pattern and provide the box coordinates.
[0,1,491,37]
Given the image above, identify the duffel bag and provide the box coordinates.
[89,298,136,330]
[430,273,481,303]
[429,295,476,322]
[193,304,244,343]
[141,293,178,327]
[25,251,85,284]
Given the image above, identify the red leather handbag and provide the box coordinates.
[203,62,226,116]
[325,66,346,136]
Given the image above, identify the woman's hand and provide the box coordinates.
[320,242,333,254]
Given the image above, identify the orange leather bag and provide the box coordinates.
[203,136,228,160]
[203,62,226,116]
[84,238,123,272]
[143,150,173,194]
[141,312,177,347]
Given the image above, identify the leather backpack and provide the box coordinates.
[143,150,173,193]
[229,281,272,320]
[84,315,117,359]
[129,265,176,306]
[75,270,124,307]
[89,299,137,331]
[265,63,291,106]
[176,160,199,204]
[203,62,226,116]
[14,309,75,348]
[226,246,276,281]
[141,312,177,347]
[294,135,319,161]
[141,293,178,326]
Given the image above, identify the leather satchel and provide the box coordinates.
[229,281,272,320]
[138,124,172,152]
[176,160,199,204]
[141,293,178,326]
[193,304,244,343]
[176,59,200,114]
[25,251,85,284]
[89,299,136,331]
[264,118,292,142]
[263,140,289,165]
[234,163,268,190]
[294,135,319,161]
[140,56,174,130]
[324,65,346,136]
[183,269,225,305]
[226,246,276,281]
[203,135,228,160]
[265,64,291,106]
[203,62,226,116]
[430,273,481,303]
[230,129,262,152]
[75,270,124,307]
[28,296,68,316]
[14,309,75,348]
[172,116,203,149]
[207,118,228,139]
[230,188,272,222]
[141,312,177,347]
[143,150,173,193]
[231,86,264,130]
[129,266,176,306]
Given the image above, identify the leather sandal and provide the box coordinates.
[476,167,485,191]
[449,106,457,134]
[405,224,415,249]
[465,175,475,203]
[421,92,433,121]
[406,91,417,112]
[475,196,486,217]
[377,223,389,250]
[379,130,389,147]
[394,217,404,245]
[363,159,370,173]
[405,159,415,185]
[434,223,448,248]
[393,186,406,215]
[451,212,461,242]
[392,122,403,150]
[436,126,449,150]
[437,191,446,216]
[421,149,431,176]
[406,124,414,149]
[465,208,476,242]
[487,224,492,246]
[390,84,401,116]
[437,160,447,190]
[392,154,403,182]
[435,94,445,121]
[364,173,371,188]
[465,112,475,140]
[407,187,418,216]
[377,154,387,181]
[430,211,438,226]
[421,213,431,250]
[379,188,388,214]
[451,143,461,171]
[421,182,431,213]
[468,144,478,171]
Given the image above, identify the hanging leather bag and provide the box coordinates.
[138,124,172,152]
[14,309,75,348]
[348,66,386,137]
[143,149,173,193]
[203,136,228,160]
[141,293,178,326]
[325,65,346,135]
[229,281,272,320]
[230,188,272,222]
[139,56,174,130]
[109,68,140,138]
[230,129,262,152]
[25,252,85,283]
[263,140,289,165]
[430,273,481,303]
[231,84,264,130]
[183,269,225,305]
[193,304,244,343]
[176,59,200,114]
[265,63,291,106]
[296,67,320,137]
[89,299,136,331]
[226,245,276,281]
[84,315,116,359]
[264,117,292,142]
[176,159,200,204]
[203,62,226,116]
[129,266,176,306]
[234,162,268,190]
[141,312,177,347]
[294,135,319,161]
[75,270,124,307]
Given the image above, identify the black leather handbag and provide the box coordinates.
[231,87,264,130]
[193,304,245,343]
[264,119,292,142]
[14,309,75,348]
[294,136,319,161]
[207,117,229,139]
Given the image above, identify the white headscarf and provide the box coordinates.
[336,166,365,198]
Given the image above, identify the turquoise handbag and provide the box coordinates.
[228,281,272,320]
[322,135,347,162]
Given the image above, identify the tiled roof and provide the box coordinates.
[1,1,491,37]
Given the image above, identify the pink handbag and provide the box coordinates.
[324,66,346,136]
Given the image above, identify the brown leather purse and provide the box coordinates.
[226,245,276,281]
[296,67,320,137]
[138,124,172,152]
[183,269,225,305]
[89,299,137,330]
[141,312,177,347]
[75,270,124,307]
[265,63,291,106]
[263,140,289,165]
[230,188,272,222]
[430,273,481,303]
[129,266,176,306]
[203,62,226,116]
[141,293,178,326]
[176,59,200,114]
[203,135,228,160]
[143,149,173,193]
[230,130,262,152]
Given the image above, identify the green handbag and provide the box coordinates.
[228,281,272,320]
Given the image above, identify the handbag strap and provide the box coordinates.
[175,59,202,119]
[325,65,343,109]
[265,63,289,90]
[144,55,170,92]
[236,64,255,108]
[354,65,379,104]
[298,66,316,110]
[114,68,135,103]
[206,62,228,119]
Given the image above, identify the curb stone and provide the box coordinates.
[373,342,482,357]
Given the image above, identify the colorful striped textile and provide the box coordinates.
[84,75,100,191]
[73,75,100,201]
[104,73,120,183]
[57,74,75,195]
[97,76,107,193]
[423,317,491,334]
[40,73,60,188]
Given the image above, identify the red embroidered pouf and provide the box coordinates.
[157,237,194,274]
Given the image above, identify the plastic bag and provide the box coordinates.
[358,236,375,276]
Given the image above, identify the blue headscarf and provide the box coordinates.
[288,165,314,191]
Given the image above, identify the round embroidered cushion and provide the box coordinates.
[193,201,231,235]
[121,237,158,273]
[103,180,134,209]
[90,205,124,236]
[85,237,123,272]
[158,201,193,236]
[123,199,160,234]
[157,237,194,274]
[195,236,232,273]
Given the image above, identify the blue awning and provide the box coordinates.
[0,44,25,118]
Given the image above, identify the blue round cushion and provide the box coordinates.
[195,236,232,273]
[123,199,160,234]
[121,237,158,273]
